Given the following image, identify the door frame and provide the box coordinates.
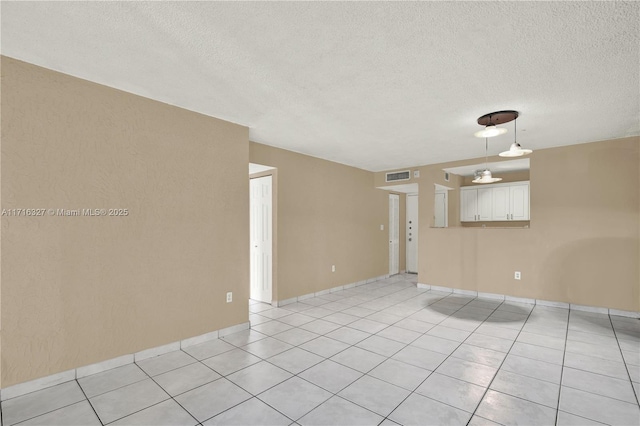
[249,167,277,305]
[434,189,448,228]
[250,175,273,303]
[406,193,419,273]
[389,193,400,276]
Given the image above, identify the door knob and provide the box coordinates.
[408,238,412,241]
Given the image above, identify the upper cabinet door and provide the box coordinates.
[492,186,510,220]
[510,183,530,220]
[477,188,493,221]
[461,188,478,221]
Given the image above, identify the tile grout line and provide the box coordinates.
[92,351,204,425]
[553,307,570,426]
[75,379,105,426]
[607,314,640,407]
[377,291,496,425]
[2,397,90,426]
[285,284,477,423]
[191,279,413,424]
[245,283,422,422]
[225,277,433,423]
[465,300,537,425]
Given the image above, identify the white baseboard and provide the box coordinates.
[536,299,570,309]
[453,289,478,297]
[135,342,181,362]
[275,297,298,307]
[570,304,609,315]
[1,369,76,401]
[427,284,638,317]
[272,274,389,307]
[609,308,640,319]
[218,322,250,337]
[478,292,506,301]
[505,295,536,305]
[181,331,220,349]
[1,321,249,401]
[430,285,454,294]
[298,293,314,301]
[76,354,133,379]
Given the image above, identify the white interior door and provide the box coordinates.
[406,194,418,273]
[434,191,447,228]
[389,194,399,276]
[250,176,272,303]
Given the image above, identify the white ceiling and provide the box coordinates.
[1,2,638,172]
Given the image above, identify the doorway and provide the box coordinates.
[250,175,273,303]
[434,189,448,228]
[406,194,418,273]
[389,194,399,276]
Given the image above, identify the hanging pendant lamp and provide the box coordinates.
[474,124,507,138]
[499,115,533,157]
[472,138,502,184]
[474,110,517,138]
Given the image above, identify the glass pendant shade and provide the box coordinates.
[474,124,507,138]
[472,169,502,184]
[499,142,533,157]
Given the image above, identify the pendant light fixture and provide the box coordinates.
[472,138,502,184]
[474,123,507,138]
[474,110,518,138]
[499,114,533,157]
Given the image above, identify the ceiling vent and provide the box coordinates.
[385,170,410,182]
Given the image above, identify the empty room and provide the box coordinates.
[1,1,639,425]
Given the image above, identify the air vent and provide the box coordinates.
[385,170,410,182]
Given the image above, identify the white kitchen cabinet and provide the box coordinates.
[460,181,529,222]
[491,186,510,221]
[461,188,478,222]
[460,187,492,221]
[509,183,530,220]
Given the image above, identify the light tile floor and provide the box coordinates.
[2,274,639,425]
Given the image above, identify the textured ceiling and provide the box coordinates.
[1,1,638,171]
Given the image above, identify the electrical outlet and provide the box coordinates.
[331,265,336,272]
[514,271,521,280]
[380,224,384,231]
[226,292,233,303]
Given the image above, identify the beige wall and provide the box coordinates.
[1,57,250,387]
[376,137,640,311]
[250,143,390,301]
